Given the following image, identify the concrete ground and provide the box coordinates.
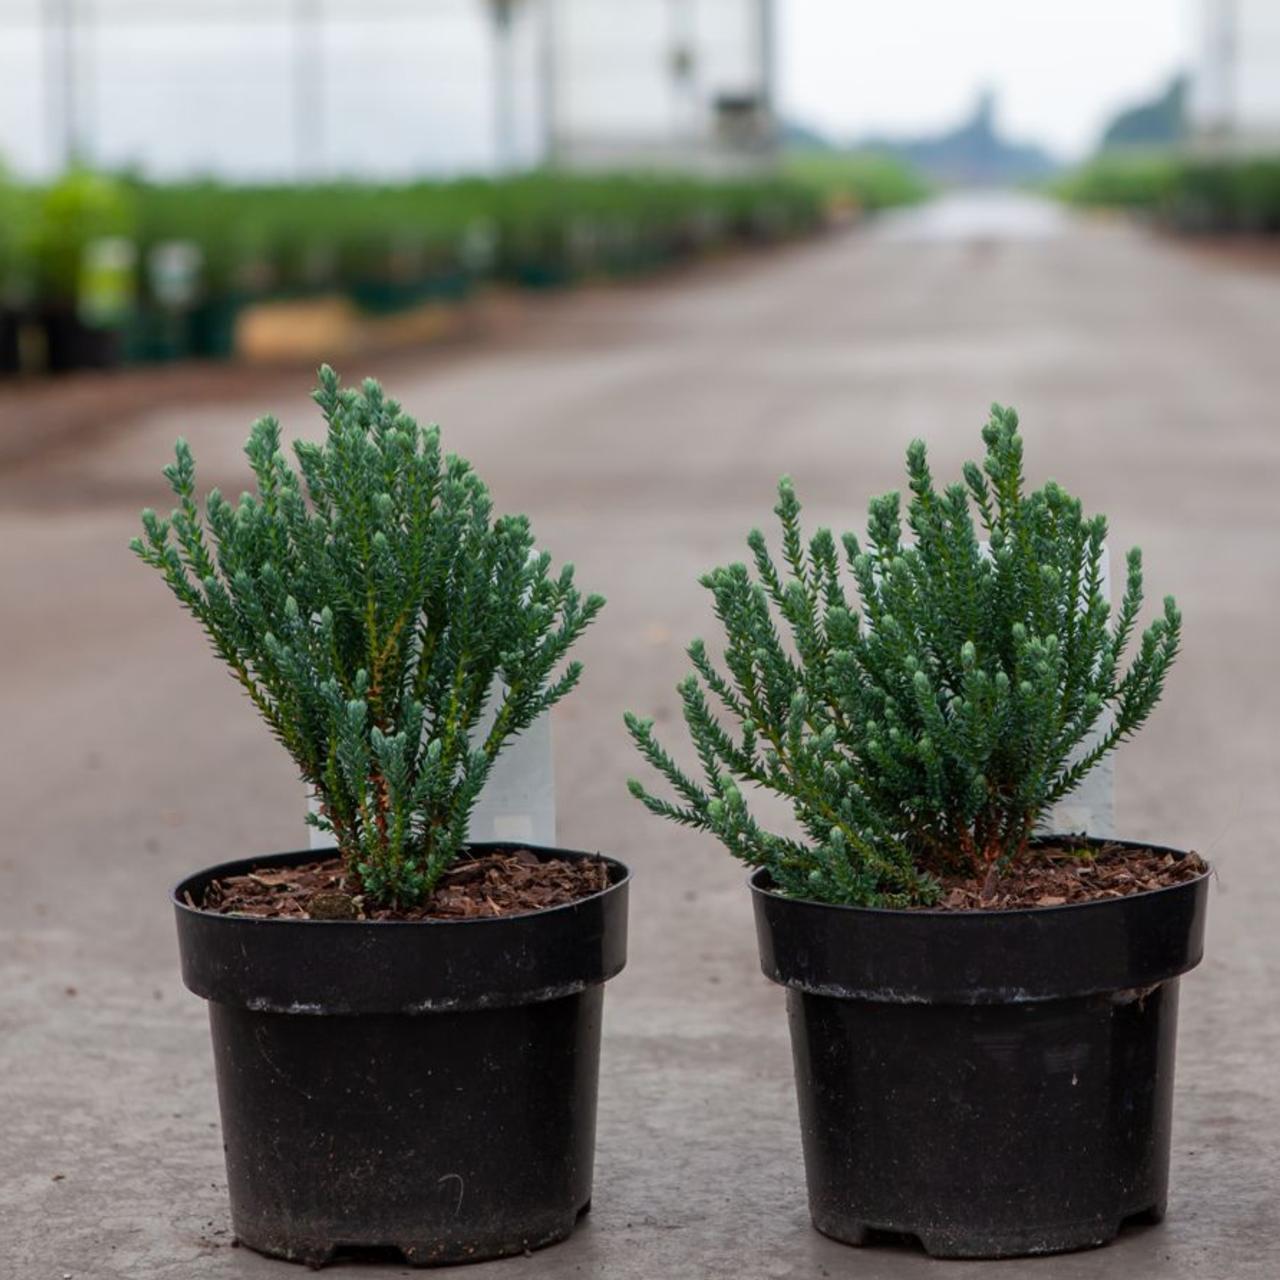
[2,193,1278,1280]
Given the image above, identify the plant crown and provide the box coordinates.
[133,366,603,906]
[626,406,1181,908]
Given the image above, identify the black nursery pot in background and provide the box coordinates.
[751,837,1209,1260]
[174,843,630,1268]
[39,305,122,373]
[0,307,22,374]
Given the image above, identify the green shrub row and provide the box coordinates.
[0,168,831,318]
[1051,152,1182,214]
[783,150,931,214]
[1055,151,1280,234]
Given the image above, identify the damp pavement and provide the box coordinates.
[2,193,1278,1279]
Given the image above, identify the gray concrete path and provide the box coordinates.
[2,195,1278,1279]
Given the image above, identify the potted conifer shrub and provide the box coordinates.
[134,367,629,1267]
[627,406,1208,1259]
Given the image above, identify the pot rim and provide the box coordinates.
[749,835,1210,1004]
[173,842,631,1013]
[172,841,630,929]
[748,834,1209,919]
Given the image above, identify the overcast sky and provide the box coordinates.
[778,0,1194,160]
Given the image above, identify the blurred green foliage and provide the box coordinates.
[26,170,136,304]
[1163,158,1280,234]
[1,163,929,370]
[784,150,930,214]
[1051,151,1181,213]
[8,169,831,314]
[1054,152,1280,234]
[0,164,33,302]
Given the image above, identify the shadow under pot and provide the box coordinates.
[173,843,630,1268]
[750,836,1209,1260]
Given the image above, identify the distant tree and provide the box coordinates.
[852,90,1058,186]
[1101,75,1187,151]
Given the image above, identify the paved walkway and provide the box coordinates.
[2,196,1278,1279]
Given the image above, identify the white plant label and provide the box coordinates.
[307,699,555,851]
[1045,545,1113,838]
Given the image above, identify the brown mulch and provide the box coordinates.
[922,843,1207,912]
[198,849,611,921]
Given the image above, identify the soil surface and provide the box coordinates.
[927,843,1207,912]
[198,848,611,921]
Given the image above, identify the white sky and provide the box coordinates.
[778,0,1194,160]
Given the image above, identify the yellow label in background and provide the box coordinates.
[78,236,136,328]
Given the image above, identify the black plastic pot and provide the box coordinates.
[349,272,471,315]
[174,843,629,1268]
[186,295,245,359]
[0,307,22,374]
[751,837,1209,1259]
[39,305,122,373]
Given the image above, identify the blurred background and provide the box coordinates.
[4,4,1280,1278]
[0,0,1276,376]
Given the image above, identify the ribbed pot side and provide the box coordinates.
[750,837,1209,1260]
[174,844,630,1269]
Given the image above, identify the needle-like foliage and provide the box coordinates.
[133,366,603,906]
[626,406,1181,907]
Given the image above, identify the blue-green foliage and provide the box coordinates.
[133,366,603,905]
[626,406,1180,907]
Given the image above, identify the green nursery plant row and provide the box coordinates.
[0,166,871,371]
[1055,150,1280,233]
[784,149,931,215]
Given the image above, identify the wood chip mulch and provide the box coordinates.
[922,842,1207,912]
[197,849,611,921]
